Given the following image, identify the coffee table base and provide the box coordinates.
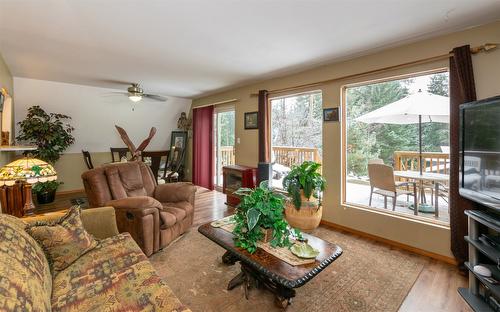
[223,251,295,309]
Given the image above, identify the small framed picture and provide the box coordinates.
[170,130,187,150]
[323,107,339,122]
[168,130,187,166]
[244,112,259,129]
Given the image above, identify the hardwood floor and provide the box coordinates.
[194,188,471,312]
[40,187,471,311]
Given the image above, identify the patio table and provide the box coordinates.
[394,170,449,217]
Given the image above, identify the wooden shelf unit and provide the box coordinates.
[0,145,36,151]
[460,210,500,311]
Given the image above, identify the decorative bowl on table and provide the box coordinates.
[290,242,320,259]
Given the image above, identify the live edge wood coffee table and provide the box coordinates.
[198,222,343,308]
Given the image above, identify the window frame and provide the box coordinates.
[340,68,450,226]
[269,90,324,189]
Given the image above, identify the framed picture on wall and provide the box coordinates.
[323,107,339,122]
[170,130,188,150]
[244,112,258,129]
[168,130,187,165]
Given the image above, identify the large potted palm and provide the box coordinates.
[16,106,75,204]
[282,161,326,232]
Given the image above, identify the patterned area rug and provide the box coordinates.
[150,227,425,312]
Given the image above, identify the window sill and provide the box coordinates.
[341,202,450,229]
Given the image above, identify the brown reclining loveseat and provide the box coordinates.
[81,161,196,256]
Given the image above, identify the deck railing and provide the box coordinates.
[220,146,235,167]
[393,151,450,174]
[219,146,322,170]
[272,146,322,169]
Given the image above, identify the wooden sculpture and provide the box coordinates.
[115,125,157,160]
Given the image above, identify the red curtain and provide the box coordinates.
[192,105,214,190]
[449,45,480,267]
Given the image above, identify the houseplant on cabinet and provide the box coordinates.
[282,161,326,232]
[16,106,75,203]
[233,181,297,253]
[32,180,63,204]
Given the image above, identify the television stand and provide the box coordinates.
[460,210,500,311]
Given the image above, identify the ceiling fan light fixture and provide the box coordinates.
[128,94,142,102]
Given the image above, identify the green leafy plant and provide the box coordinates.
[233,181,297,253]
[282,161,326,209]
[16,105,75,164]
[32,180,62,194]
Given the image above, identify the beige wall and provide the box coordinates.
[54,152,112,192]
[191,21,500,258]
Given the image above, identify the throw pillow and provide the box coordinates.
[26,206,98,272]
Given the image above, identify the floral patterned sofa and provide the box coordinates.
[0,207,190,312]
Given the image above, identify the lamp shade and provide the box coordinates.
[0,157,57,186]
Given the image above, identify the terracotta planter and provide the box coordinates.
[285,190,322,232]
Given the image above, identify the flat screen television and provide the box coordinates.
[460,95,500,209]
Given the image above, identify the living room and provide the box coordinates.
[1,1,500,311]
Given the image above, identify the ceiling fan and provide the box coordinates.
[111,83,168,102]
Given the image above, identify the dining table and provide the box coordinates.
[394,170,449,217]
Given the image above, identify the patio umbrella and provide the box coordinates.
[355,89,449,174]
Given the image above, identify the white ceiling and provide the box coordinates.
[1,0,499,98]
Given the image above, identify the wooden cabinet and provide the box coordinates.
[222,165,257,206]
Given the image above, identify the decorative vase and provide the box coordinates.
[36,189,56,205]
[285,190,322,232]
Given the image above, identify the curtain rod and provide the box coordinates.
[192,98,238,109]
[251,43,497,96]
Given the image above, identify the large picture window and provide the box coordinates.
[343,71,450,224]
[270,91,323,188]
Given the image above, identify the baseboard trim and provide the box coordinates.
[56,189,85,196]
[320,220,458,266]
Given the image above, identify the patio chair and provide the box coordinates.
[368,163,417,210]
[368,158,384,164]
[435,181,449,211]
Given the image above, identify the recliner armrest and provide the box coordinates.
[105,196,163,211]
[107,197,161,257]
[154,182,196,204]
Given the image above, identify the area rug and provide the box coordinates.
[150,227,425,312]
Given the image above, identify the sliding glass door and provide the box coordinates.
[213,107,235,189]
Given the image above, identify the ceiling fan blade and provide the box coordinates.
[143,94,168,102]
[101,92,129,97]
[95,79,135,86]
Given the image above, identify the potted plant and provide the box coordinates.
[233,181,298,253]
[16,106,75,203]
[32,181,63,204]
[282,161,326,232]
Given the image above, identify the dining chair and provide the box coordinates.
[141,150,169,181]
[110,147,130,162]
[82,150,94,169]
[161,146,185,183]
[367,163,417,210]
